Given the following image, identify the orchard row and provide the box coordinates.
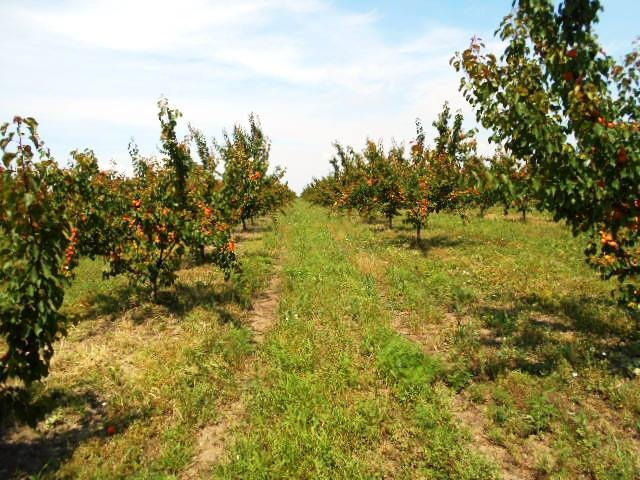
[304,0,640,322]
[302,102,532,239]
[0,100,294,385]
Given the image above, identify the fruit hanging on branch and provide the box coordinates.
[452,0,640,313]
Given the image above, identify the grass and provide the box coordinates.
[0,217,280,479]
[328,206,640,480]
[214,202,498,479]
[1,201,639,479]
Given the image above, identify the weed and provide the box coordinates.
[376,335,442,400]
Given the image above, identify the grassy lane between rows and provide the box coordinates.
[326,207,640,480]
[1,218,280,479]
[215,201,499,480]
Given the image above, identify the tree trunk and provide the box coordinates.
[416,223,421,245]
[242,217,247,231]
[151,277,159,302]
[388,215,393,229]
[521,208,527,222]
[198,244,206,264]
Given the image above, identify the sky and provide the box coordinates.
[1,1,639,192]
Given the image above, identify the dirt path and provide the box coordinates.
[246,267,282,344]
[182,265,283,478]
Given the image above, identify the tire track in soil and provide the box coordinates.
[182,265,282,479]
[343,232,535,480]
[390,307,536,479]
[391,310,537,480]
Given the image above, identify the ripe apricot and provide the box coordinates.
[618,148,629,165]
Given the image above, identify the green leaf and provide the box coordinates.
[24,117,39,129]
[3,151,16,167]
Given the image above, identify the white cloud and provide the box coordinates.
[0,0,493,192]
[22,0,323,52]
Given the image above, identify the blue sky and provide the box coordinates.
[1,1,638,192]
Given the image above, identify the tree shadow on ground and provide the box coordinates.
[379,232,479,256]
[474,293,640,379]
[67,258,257,332]
[234,230,263,243]
[66,283,139,323]
[0,387,144,479]
[154,280,246,327]
[233,220,274,242]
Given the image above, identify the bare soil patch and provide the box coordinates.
[392,310,460,353]
[452,395,538,480]
[246,267,282,343]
